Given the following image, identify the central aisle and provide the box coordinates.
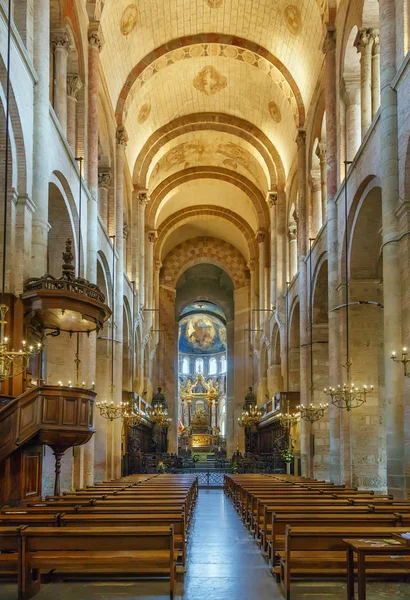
[181,488,282,600]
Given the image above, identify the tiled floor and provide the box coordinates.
[1,489,410,599]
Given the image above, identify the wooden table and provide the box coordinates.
[343,537,410,600]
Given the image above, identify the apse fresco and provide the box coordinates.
[179,314,227,355]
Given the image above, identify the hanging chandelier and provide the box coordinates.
[278,396,298,429]
[391,347,410,378]
[297,402,327,422]
[238,387,262,427]
[96,236,123,421]
[122,405,144,427]
[324,162,373,410]
[149,387,171,427]
[0,304,42,382]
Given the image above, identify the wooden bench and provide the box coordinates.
[279,526,410,600]
[19,525,177,599]
[59,512,187,567]
[0,526,25,578]
[268,513,402,568]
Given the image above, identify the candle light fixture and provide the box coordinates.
[324,162,373,410]
[391,347,410,378]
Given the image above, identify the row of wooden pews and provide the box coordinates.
[225,474,410,599]
[0,473,198,599]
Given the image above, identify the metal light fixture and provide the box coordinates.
[96,236,122,420]
[238,386,262,427]
[0,305,41,382]
[391,347,410,378]
[149,387,171,427]
[122,404,144,427]
[324,162,373,410]
[278,397,299,429]
[297,402,327,423]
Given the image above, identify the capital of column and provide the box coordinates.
[256,231,266,244]
[322,27,336,55]
[155,259,163,272]
[267,191,278,208]
[138,189,149,206]
[288,224,298,241]
[67,74,83,99]
[88,29,103,52]
[116,125,128,147]
[296,129,306,149]
[247,260,256,272]
[315,142,326,163]
[354,28,373,53]
[148,230,158,244]
[98,167,112,189]
[51,30,70,53]
[370,29,380,52]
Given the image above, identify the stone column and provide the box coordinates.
[288,225,298,279]
[354,28,374,138]
[323,26,342,484]
[268,193,278,310]
[154,259,162,334]
[248,260,257,332]
[276,190,287,324]
[87,28,102,283]
[51,31,69,135]
[138,191,149,310]
[146,231,158,325]
[316,143,327,223]
[32,0,51,276]
[296,130,309,477]
[371,30,380,118]
[66,75,82,155]
[379,0,404,498]
[256,232,266,328]
[344,77,361,162]
[98,168,111,229]
[310,170,322,236]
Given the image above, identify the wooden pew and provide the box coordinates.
[0,526,25,579]
[19,526,177,599]
[267,513,402,568]
[59,513,187,567]
[279,525,410,600]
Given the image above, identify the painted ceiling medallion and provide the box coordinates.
[193,65,227,96]
[268,100,282,123]
[206,0,224,7]
[284,5,302,35]
[120,5,139,36]
[138,103,151,124]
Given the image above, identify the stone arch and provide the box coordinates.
[133,113,282,188]
[155,205,258,263]
[147,167,270,231]
[115,35,305,129]
[161,237,248,291]
[97,250,113,309]
[288,298,300,392]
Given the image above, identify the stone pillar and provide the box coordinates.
[268,193,278,310]
[296,130,309,477]
[51,31,69,135]
[154,259,162,334]
[310,170,322,236]
[276,190,287,324]
[288,225,298,279]
[354,28,374,138]
[114,126,127,479]
[98,168,111,229]
[138,191,149,310]
[32,0,50,276]
[379,0,404,498]
[344,77,361,162]
[371,30,380,118]
[146,231,158,325]
[66,75,82,155]
[87,28,102,283]
[316,143,327,223]
[257,232,266,328]
[323,26,342,484]
[248,260,257,332]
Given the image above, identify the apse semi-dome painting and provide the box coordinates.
[179,314,227,355]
